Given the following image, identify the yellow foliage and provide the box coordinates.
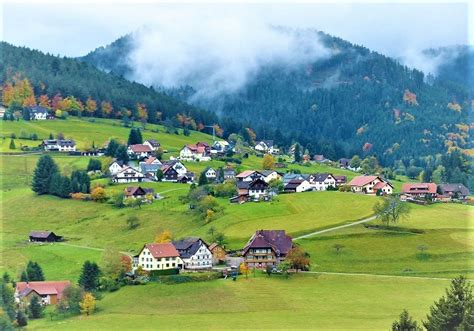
[155,230,173,243]
[239,263,250,278]
[447,102,462,112]
[80,292,96,316]
[403,89,419,106]
[91,187,107,202]
[262,154,275,170]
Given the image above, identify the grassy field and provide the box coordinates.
[299,203,474,278]
[27,273,449,330]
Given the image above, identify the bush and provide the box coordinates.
[149,269,179,279]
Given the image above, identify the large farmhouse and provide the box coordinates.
[309,173,337,191]
[242,230,293,269]
[133,243,183,272]
[42,139,76,152]
[348,175,393,195]
[401,183,438,199]
[179,142,211,161]
[127,144,153,159]
[112,167,145,183]
[172,238,213,270]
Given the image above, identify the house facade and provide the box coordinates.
[127,144,153,159]
[236,170,265,182]
[437,183,469,200]
[133,243,183,272]
[143,139,161,151]
[113,167,145,183]
[212,140,230,153]
[309,173,337,191]
[139,157,162,175]
[208,243,226,264]
[109,160,124,175]
[42,139,76,152]
[401,183,438,199]
[29,106,49,120]
[173,238,213,270]
[242,230,293,269]
[334,175,347,186]
[204,167,217,181]
[348,175,392,195]
[284,179,311,193]
[254,140,278,154]
[179,142,211,161]
[15,281,71,305]
[124,186,155,200]
[236,178,269,201]
[223,168,236,181]
[261,170,282,183]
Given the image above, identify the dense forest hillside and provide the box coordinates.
[0,42,218,126]
[82,31,472,168]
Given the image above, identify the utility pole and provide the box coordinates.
[204,125,216,142]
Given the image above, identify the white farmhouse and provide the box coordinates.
[30,106,49,120]
[108,160,124,175]
[42,139,76,152]
[254,140,279,154]
[309,173,337,191]
[112,166,145,183]
[203,167,217,181]
[284,179,312,193]
[261,170,282,183]
[172,238,213,270]
[143,139,161,151]
[132,243,183,272]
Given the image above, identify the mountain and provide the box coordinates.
[0,42,218,126]
[81,30,472,169]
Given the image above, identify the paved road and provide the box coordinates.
[293,215,377,240]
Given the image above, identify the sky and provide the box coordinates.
[2,1,471,59]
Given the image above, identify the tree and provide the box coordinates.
[0,276,16,321]
[114,145,129,164]
[262,154,275,170]
[214,232,227,247]
[265,264,273,276]
[155,230,173,243]
[373,196,410,226]
[424,275,473,330]
[8,139,15,150]
[87,159,102,172]
[71,170,91,193]
[91,187,107,202]
[25,261,44,281]
[101,247,125,279]
[333,244,345,255]
[239,263,250,279]
[78,261,100,292]
[85,97,97,116]
[294,143,301,163]
[279,261,291,279]
[32,155,59,194]
[57,285,84,315]
[16,310,28,327]
[79,292,96,316]
[156,169,164,181]
[198,171,208,186]
[28,295,43,319]
[286,246,310,271]
[105,139,119,157]
[0,315,13,331]
[127,128,143,145]
[113,192,125,208]
[59,176,72,198]
[392,310,422,331]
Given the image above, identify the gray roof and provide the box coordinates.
[438,183,469,196]
[173,238,207,258]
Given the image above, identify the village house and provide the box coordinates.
[124,186,155,200]
[261,170,282,183]
[203,167,217,181]
[143,139,161,151]
[339,158,350,168]
[308,173,337,191]
[108,160,124,175]
[133,243,182,272]
[179,142,211,161]
[401,183,438,199]
[127,144,153,159]
[177,173,195,183]
[437,183,469,200]
[112,166,145,183]
[254,140,279,154]
[234,178,269,202]
[211,140,231,153]
[282,173,308,185]
[139,156,162,175]
[42,139,76,152]
[334,175,347,186]
[161,160,188,177]
[29,106,50,120]
[162,165,179,182]
[313,154,330,163]
[348,175,393,195]
[284,179,312,193]
[242,230,293,269]
[15,281,71,305]
[172,238,213,270]
[236,170,265,182]
[208,243,226,264]
[29,231,62,242]
[223,168,236,181]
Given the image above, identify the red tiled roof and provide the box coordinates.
[145,243,180,258]
[401,183,437,194]
[144,156,158,164]
[16,281,71,300]
[373,181,392,189]
[348,175,379,187]
[129,144,152,153]
[236,170,256,178]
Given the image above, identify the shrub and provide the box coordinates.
[91,187,107,202]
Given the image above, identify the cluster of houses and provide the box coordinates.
[401,182,469,202]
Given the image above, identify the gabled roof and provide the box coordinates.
[257,140,274,148]
[116,166,144,176]
[312,173,333,182]
[143,156,161,165]
[144,139,160,147]
[438,183,469,196]
[284,179,307,189]
[223,168,236,175]
[373,181,393,189]
[128,144,152,153]
[16,281,71,299]
[172,238,208,258]
[402,183,437,194]
[208,243,224,251]
[29,106,49,114]
[242,230,292,256]
[144,243,180,259]
[261,170,280,177]
[236,170,256,178]
[348,175,380,187]
[29,231,58,238]
[334,175,347,182]
[124,186,154,197]
[42,139,75,147]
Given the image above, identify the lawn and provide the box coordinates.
[28,273,449,330]
[299,203,474,278]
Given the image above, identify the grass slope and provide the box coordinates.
[28,274,448,330]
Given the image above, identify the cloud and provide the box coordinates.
[126,15,332,100]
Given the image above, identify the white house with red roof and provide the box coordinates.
[127,144,153,159]
[132,243,183,272]
[401,183,437,199]
[179,142,211,161]
[348,175,393,195]
[15,281,71,305]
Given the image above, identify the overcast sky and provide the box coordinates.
[2,2,471,59]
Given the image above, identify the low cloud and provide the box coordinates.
[398,47,461,77]
[126,15,332,100]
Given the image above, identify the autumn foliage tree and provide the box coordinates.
[239,263,250,279]
[155,230,173,243]
[286,246,310,271]
[91,187,107,202]
[262,154,275,170]
[85,97,97,116]
[79,292,96,316]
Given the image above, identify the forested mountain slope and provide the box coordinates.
[82,30,472,168]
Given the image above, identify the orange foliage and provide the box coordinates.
[137,103,148,121]
[101,101,113,116]
[85,97,97,115]
[403,89,418,106]
[38,94,51,109]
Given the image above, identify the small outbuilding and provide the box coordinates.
[29,231,63,242]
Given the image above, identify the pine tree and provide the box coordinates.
[28,295,43,319]
[32,155,59,195]
[198,170,208,186]
[48,173,62,196]
[294,143,301,163]
[78,261,100,292]
[115,145,129,164]
[8,139,15,150]
[127,128,143,145]
[25,261,44,281]
[59,176,72,198]
[392,310,421,331]
[16,310,28,327]
[20,271,28,282]
[424,275,473,330]
[0,277,16,321]
[105,139,119,157]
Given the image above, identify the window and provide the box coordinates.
[166,263,169,267]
